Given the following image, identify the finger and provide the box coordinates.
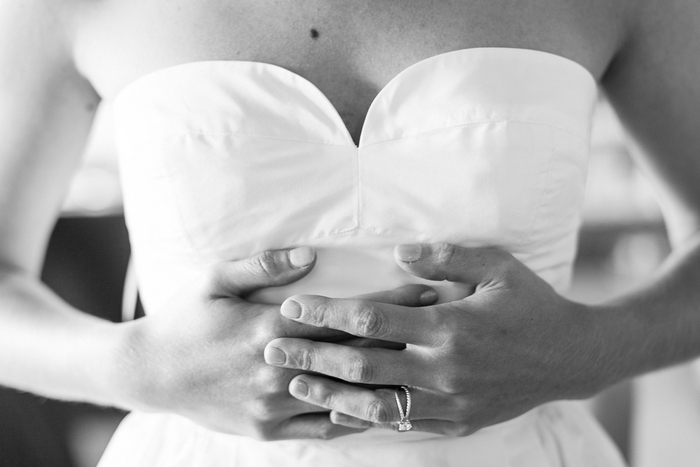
[394,243,516,288]
[329,411,371,429]
[287,375,454,422]
[277,388,341,417]
[274,285,437,344]
[354,284,438,307]
[264,338,427,387]
[277,317,354,342]
[336,337,404,350]
[280,295,442,346]
[207,247,316,298]
[330,412,471,437]
[266,413,366,440]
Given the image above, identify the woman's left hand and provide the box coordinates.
[264,243,608,436]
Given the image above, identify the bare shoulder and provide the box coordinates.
[0,0,91,90]
[0,0,98,166]
[1,0,71,50]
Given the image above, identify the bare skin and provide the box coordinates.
[66,0,623,141]
[3,0,700,442]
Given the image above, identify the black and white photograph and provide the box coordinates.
[1,1,699,466]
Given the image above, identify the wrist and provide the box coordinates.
[554,300,623,400]
[69,317,142,410]
[106,318,165,412]
[569,298,662,398]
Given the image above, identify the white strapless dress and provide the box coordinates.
[100,48,625,466]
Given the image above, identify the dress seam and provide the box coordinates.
[520,135,558,246]
[161,131,356,148]
[160,138,206,259]
[158,118,585,150]
[360,118,587,149]
[287,226,434,246]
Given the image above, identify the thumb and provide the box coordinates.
[206,247,316,298]
[394,243,515,288]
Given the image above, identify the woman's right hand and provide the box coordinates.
[112,247,435,441]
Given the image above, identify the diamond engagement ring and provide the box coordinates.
[394,386,413,432]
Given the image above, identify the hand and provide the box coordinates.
[112,247,437,441]
[264,243,602,436]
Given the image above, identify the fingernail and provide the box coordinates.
[264,346,287,365]
[292,379,309,398]
[289,247,315,268]
[419,289,438,305]
[281,300,302,319]
[396,244,423,262]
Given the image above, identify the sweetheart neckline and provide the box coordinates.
[113,47,597,148]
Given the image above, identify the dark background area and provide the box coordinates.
[0,216,130,467]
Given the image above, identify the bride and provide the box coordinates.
[2,1,699,465]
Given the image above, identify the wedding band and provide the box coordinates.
[394,386,413,432]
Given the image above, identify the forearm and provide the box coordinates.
[590,230,700,389]
[0,265,127,408]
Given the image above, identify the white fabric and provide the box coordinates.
[101,48,625,466]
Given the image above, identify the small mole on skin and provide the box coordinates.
[310,28,320,39]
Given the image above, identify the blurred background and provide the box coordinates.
[0,96,694,467]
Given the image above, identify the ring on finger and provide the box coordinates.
[394,386,413,432]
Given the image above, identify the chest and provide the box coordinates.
[72,0,620,142]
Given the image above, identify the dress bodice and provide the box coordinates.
[114,47,596,315]
[102,48,629,467]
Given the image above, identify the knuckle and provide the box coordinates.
[252,251,281,278]
[355,304,384,338]
[305,300,329,326]
[312,384,336,407]
[435,372,463,395]
[294,347,313,371]
[346,355,375,383]
[266,376,290,394]
[250,399,276,422]
[417,243,456,281]
[427,307,452,342]
[266,318,287,341]
[314,424,336,441]
[367,398,393,423]
[248,388,281,422]
[249,421,277,441]
[437,325,460,350]
[435,242,457,265]
[299,348,314,370]
[448,397,477,425]
[452,396,472,418]
[253,320,276,346]
[255,365,287,392]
